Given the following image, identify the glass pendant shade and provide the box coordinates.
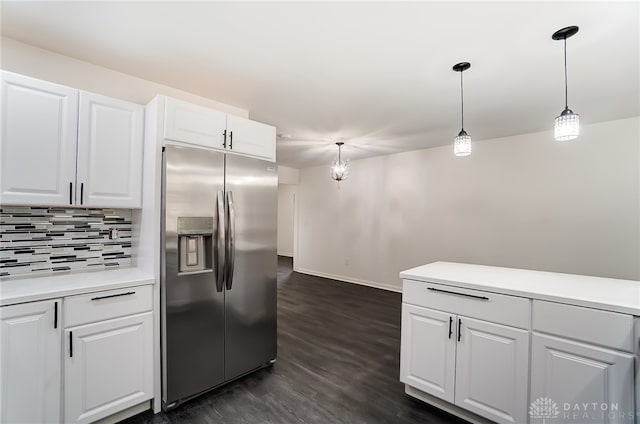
[454,130,472,156]
[554,107,580,141]
[330,158,350,181]
[330,142,349,181]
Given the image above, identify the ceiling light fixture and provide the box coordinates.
[330,142,349,181]
[453,62,472,156]
[552,26,580,141]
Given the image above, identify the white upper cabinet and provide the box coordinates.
[226,114,276,160]
[164,97,227,150]
[77,92,144,208]
[1,71,78,206]
[0,299,62,424]
[0,71,144,208]
[162,96,276,162]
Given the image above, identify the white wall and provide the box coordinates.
[296,117,640,291]
[277,184,296,257]
[0,37,248,116]
[278,166,300,185]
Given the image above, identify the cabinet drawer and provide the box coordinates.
[402,280,530,329]
[64,285,152,328]
[532,300,634,352]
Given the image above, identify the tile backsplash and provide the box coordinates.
[0,207,132,278]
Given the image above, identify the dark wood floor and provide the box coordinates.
[123,257,466,424]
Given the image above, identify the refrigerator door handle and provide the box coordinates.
[225,191,236,290]
[215,190,226,292]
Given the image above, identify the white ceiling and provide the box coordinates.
[1,1,638,168]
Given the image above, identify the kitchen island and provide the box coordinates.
[399,261,640,424]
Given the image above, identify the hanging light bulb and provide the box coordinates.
[553,26,580,141]
[453,62,472,156]
[330,142,349,181]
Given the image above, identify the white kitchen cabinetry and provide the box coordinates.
[77,92,144,208]
[63,286,154,424]
[163,97,227,150]
[0,299,62,423]
[400,283,530,424]
[531,334,634,424]
[531,300,635,424]
[1,71,78,206]
[162,96,276,161]
[455,317,529,424]
[400,304,456,403]
[0,71,144,208]
[400,262,639,424]
[226,113,276,160]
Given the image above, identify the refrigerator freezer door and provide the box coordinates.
[163,145,225,406]
[224,154,277,380]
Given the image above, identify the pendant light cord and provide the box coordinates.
[564,37,568,109]
[460,70,465,130]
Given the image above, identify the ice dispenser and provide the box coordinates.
[177,217,213,274]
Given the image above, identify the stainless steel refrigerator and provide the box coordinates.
[161,144,277,410]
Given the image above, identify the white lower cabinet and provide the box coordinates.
[400,304,456,403]
[64,312,153,424]
[400,281,531,424]
[530,299,636,424]
[0,299,62,423]
[531,333,635,424]
[455,317,529,424]
[401,275,638,424]
[0,284,154,424]
[400,303,529,424]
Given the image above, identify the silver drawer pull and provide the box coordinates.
[427,287,489,301]
[91,291,135,301]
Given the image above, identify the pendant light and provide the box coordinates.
[453,62,472,156]
[552,26,580,141]
[330,142,349,181]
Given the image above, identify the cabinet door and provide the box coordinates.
[77,92,144,208]
[454,317,529,424]
[1,71,78,206]
[226,114,276,161]
[65,312,153,424]
[163,97,227,150]
[531,333,634,424]
[400,304,456,403]
[0,299,61,423]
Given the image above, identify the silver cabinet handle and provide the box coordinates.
[215,191,225,292]
[225,191,236,290]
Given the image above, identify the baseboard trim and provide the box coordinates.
[295,267,402,293]
[277,253,293,258]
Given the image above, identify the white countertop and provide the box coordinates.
[400,262,640,315]
[0,268,155,306]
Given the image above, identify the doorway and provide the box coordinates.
[277,183,296,268]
